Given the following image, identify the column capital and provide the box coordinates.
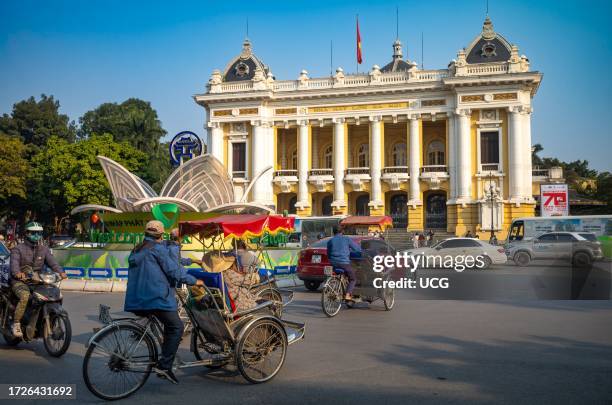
[369,115,382,122]
[507,105,523,114]
[455,108,472,117]
[207,121,222,128]
[297,119,309,127]
[408,113,421,121]
[332,117,346,124]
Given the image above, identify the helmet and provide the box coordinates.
[25,221,43,243]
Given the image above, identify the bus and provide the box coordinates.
[507,215,612,257]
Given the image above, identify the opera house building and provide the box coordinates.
[194,17,558,238]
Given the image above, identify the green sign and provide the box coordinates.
[151,203,180,230]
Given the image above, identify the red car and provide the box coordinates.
[297,236,394,291]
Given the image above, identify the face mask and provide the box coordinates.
[26,232,42,243]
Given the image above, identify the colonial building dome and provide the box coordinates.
[380,39,417,73]
[464,16,513,64]
[222,39,270,82]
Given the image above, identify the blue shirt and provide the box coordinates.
[165,240,193,267]
[327,234,361,265]
[124,237,197,312]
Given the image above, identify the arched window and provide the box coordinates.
[355,194,370,216]
[324,145,333,169]
[392,143,407,166]
[290,149,298,170]
[427,140,445,165]
[357,144,369,167]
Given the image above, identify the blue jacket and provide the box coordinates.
[124,237,197,312]
[327,234,361,265]
[165,240,192,267]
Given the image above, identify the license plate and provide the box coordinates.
[311,255,321,263]
[323,266,333,276]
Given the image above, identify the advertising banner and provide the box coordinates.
[540,184,569,217]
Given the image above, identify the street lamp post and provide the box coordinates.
[487,172,499,244]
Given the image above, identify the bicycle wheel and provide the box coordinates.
[321,277,343,317]
[83,323,156,401]
[383,286,395,311]
[255,287,283,318]
[236,318,287,384]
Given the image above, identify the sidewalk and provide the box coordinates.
[60,274,304,292]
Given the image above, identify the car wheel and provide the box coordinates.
[304,280,321,291]
[481,256,493,269]
[572,252,592,268]
[514,251,531,267]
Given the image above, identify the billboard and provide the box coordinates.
[540,184,569,217]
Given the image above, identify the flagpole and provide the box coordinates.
[356,14,359,74]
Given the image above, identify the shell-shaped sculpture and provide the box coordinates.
[97,156,158,212]
[160,154,234,211]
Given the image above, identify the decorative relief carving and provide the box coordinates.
[213,109,232,117]
[493,92,518,101]
[275,107,297,115]
[421,99,446,107]
[461,94,485,102]
[239,108,258,115]
[308,102,409,114]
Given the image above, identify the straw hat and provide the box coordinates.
[201,252,236,273]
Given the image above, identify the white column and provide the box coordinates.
[296,121,310,209]
[522,108,533,201]
[280,130,287,169]
[456,109,472,201]
[369,116,383,206]
[408,114,422,204]
[447,112,456,200]
[207,122,224,164]
[508,107,523,201]
[332,118,346,208]
[251,120,274,206]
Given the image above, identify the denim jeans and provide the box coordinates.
[333,263,357,294]
[136,310,183,370]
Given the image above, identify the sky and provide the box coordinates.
[1,0,611,172]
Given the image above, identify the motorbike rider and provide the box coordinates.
[9,222,67,338]
[327,226,361,301]
[124,220,203,384]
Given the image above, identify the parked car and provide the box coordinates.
[506,231,603,267]
[404,237,507,269]
[577,232,598,243]
[297,236,394,291]
[49,234,75,248]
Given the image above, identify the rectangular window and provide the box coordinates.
[232,142,246,177]
[480,131,499,164]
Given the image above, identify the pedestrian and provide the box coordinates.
[489,235,498,245]
[412,233,420,249]
[419,233,426,246]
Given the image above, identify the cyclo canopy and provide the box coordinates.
[339,215,393,233]
[180,214,295,239]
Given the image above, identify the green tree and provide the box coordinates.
[0,94,76,147]
[28,134,146,222]
[79,98,170,189]
[0,134,30,216]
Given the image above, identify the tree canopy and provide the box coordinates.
[28,134,146,220]
[0,94,76,147]
[0,134,30,215]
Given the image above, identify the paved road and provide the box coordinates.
[1,264,612,404]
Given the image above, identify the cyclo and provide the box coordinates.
[82,214,305,401]
[321,216,399,317]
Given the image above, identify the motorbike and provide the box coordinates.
[0,271,72,357]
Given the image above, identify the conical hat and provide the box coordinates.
[201,253,235,273]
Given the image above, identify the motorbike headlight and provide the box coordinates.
[40,273,58,284]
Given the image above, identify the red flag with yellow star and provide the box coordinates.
[356,16,363,64]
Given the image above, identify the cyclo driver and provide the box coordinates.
[9,222,67,338]
[327,226,362,301]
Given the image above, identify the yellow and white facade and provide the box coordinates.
[195,17,546,238]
